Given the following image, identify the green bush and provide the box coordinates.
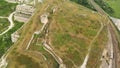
[0,0,17,16]
[94,0,114,15]
[0,21,23,58]
[70,0,96,10]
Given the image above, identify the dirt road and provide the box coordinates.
[88,0,120,68]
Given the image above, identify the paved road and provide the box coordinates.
[0,12,15,36]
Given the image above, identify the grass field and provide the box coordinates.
[87,26,108,68]
[50,1,101,65]
[104,0,120,18]
[0,21,23,57]
[7,52,43,68]
[0,0,17,16]
[29,43,59,68]
[0,18,9,33]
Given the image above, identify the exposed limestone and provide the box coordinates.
[52,6,57,14]
[110,17,120,31]
[26,13,49,50]
[40,13,49,24]
[0,55,8,68]
[11,32,19,43]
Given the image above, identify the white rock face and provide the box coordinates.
[52,6,57,14]
[0,55,8,68]
[11,32,19,43]
[38,0,43,3]
[40,13,49,24]
[110,17,120,30]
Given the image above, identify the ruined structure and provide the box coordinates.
[6,0,43,4]
[40,13,49,24]
[14,4,35,22]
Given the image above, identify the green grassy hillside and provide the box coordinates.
[0,21,23,57]
[0,0,23,57]
[6,0,108,68]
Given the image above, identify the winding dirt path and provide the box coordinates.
[80,18,104,68]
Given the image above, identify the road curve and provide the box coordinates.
[88,0,120,68]
[0,12,15,36]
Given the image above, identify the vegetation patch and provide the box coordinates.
[0,18,9,33]
[28,31,59,68]
[94,0,114,17]
[103,0,120,18]
[87,26,108,68]
[7,53,42,68]
[17,54,40,68]
[0,21,23,57]
[70,0,96,10]
[48,2,102,67]
[0,0,17,16]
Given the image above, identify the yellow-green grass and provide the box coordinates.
[7,52,45,68]
[48,1,104,67]
[0,0,17,16]
[26,1,104,67]
[6,0,62,68]
[28,28,59,68]
[0,21,23,57]
[87,26,108,68]
[29,43,59,68]
[104,0,120,18]
[5,0,108,68]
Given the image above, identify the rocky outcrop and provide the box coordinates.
[11,32,20,43]
[40,13,49,24]
[110,17,120,31]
